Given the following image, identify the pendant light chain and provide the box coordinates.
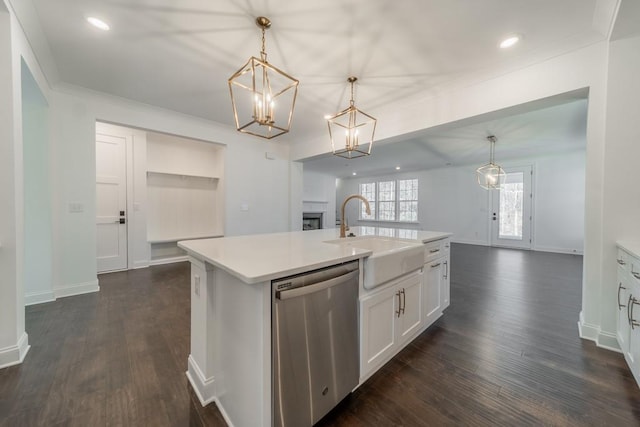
[260,27,267,62]
[490,138,495,164]
[488,135,497,164]
[350,79,355,106]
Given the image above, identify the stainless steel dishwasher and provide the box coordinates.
[272,260,359,426]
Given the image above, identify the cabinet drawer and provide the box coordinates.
[424,239,445,263]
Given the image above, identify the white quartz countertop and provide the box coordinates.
[178,226,452,284]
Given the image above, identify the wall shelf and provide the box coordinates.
[146,135,225,266]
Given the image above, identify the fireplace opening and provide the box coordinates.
[302,212,323,230]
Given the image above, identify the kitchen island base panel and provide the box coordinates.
[186,355,216,406]
[187,259,271,427]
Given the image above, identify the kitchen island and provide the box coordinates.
[179,226,451,427]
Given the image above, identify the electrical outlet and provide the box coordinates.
[194,275,200,297]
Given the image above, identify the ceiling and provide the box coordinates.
[303,95,588,178]
[21,0,613,147]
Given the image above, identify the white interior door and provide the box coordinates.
[96,133,128,272]
[491,166,532,249]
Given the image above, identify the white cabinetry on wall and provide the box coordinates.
[146,134,225,264]
[616,244,640,387]
[360,269,423,379]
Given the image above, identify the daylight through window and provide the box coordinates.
[358,179,418,222]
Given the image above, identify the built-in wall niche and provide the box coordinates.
[146,132,225,265]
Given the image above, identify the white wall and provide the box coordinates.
[50,84,294,295]
[289,162,303,232]
[337,150,586,254]
[0,0,52,367]
[0,4,22,368]
[534,151,586,254]
[224,139,291,236]
[600,31,640,343]
[302,169,337,229]
[22,58,53,304]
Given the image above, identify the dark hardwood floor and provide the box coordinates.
[1,244,639,426]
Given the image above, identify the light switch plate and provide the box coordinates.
[194,275,201,297]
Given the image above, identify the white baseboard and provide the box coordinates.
[597,330,621,352]
[24,290,56,306]
[534,245,583,255]
[578,311,599,341]
[132,260,150,269]
[578,311,621,352]
[186,354,216,406]
[450,238,489,246]
[187,355,236,425]
[0,332,30,369]
[54,279,100,299]
[149,255,189,266]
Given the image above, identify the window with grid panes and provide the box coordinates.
[358,178,418,222]
[377,181,396,221]
[398,179,418,222]
[359,182,376,220]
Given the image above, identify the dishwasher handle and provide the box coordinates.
[276,269,359,300]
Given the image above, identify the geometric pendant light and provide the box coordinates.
[476,135,506,190]
[326,76,377,159]
[228,17,299,139]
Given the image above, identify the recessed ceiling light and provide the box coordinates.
[395,166,401,170]
[499,35,520,49]
[87,17,110,31]
[352,172,357,176]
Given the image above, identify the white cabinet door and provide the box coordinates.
[360,284,399,377]
[618,278,630,354]
[441,258,450,311]
[617,274,630,355]
[424,259,443,327]
[397,271,424,344]
[628,275,640,371]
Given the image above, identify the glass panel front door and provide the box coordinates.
[491,166,532,249]
[498,172,524,240]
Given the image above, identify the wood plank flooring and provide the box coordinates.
[1,244,639,426]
